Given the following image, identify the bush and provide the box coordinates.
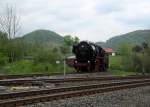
[34,49,62,64]
[32,63,55,73]
[143,52,150,72]
[130,53,142,72]
[3,60,33,74]
[109,56,122,70]
[0,52,8,66]
[2,60,74,75]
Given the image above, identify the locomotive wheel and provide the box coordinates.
[75,67,80,72]
[102,66,106,71]
[80,67,88,72]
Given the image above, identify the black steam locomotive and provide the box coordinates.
[66,41,109,72]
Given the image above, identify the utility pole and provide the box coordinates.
[142,51,145,75]
[63,58,66,77]
[142,42,148,75]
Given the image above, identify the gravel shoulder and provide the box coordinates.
[26,86,150,107]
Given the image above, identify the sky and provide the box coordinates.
[0,0,150,42]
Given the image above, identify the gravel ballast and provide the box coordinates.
[26,86,150,107]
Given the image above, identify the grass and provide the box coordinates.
[110,69,137,76]
[0,55,139,76]
[1,60,74,75]
[109,55,137,76]
[109,55,122,70]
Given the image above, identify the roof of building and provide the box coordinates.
[104,48,114,53]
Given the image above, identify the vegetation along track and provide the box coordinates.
[0,78,150,107]
[0,75,150,86]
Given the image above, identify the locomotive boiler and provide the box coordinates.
[66,41,109,72]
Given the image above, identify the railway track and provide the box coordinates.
[0,78,150,107]
[0,73,77,80]
[0,75,150,86]
[0,72,109,80]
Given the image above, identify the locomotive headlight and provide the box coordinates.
[88,61,90,63]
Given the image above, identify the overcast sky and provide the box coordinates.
[0,0,150,42]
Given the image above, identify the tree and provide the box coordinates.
[131,42,150,73]
[34,48,61,64]
[0,31,8,65]
[0,31,8,51]
[118,43,133,71]
[142,42,148,49]
[60,45,70,55]
[64,35,79,46]
[61,35,80,55]
[132,45,142,53]
[64,35,74,46]
[118,42,132,56]
[142,42,150,73]
[0,5,21,62]
[74,36,80,44]
[0,5,21,39]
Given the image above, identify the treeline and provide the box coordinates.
[117,38,150,73]
[0,31,79,74]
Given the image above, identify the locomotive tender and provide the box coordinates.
[66,41,109,72]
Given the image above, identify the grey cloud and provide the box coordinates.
[0,0,149,42]
[95,0,122,14]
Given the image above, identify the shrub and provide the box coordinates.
[0,52,8,66]
[109,56,122,70]
[3,60,33,74]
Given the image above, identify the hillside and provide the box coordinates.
[21,29,64,45]
[96,30,150,50]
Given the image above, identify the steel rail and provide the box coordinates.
[0,75,150,86]
[0,72,78,80]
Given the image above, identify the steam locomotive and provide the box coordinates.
[66,41,109,72]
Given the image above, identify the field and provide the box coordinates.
[109,55,122,70]
[0,60,74,75]
[109,55,136,76]
[0,55,136,76]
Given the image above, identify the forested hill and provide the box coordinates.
[96,30,150,50]
[18,29,150,50]
[21,29,64,45]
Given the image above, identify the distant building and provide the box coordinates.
[104,48,116,56]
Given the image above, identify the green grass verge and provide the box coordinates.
[109,55,137,76]
[110,70,137,76]
[1,60,74,75]
[109,55,123,70]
